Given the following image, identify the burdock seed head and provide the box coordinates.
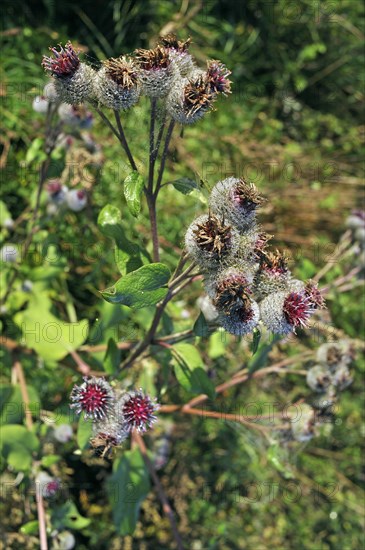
[185,213,239,270]
[135,46,176,98]
[159,34,194,77]
[166,74,215,125]
[42,41,95,104]
[209,177,265,230]
[94,56,140,110]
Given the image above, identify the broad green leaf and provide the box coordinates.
[98,204,142,274]
[101,263,170,309]
[1,425,39,471]
[98,204,125,244]
[171,343,216,400]
[124,171,144,217]
[103,338,121,374]
[108,448,150,535]
[52,502,91,530]
[0,384,40,425]
[8,446,32,470]
[77,418,93,450]
[14,294,89,361]
[172,177,198,195]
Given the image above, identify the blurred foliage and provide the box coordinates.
[1,1,364,549]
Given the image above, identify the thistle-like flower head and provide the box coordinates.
[259,250,289,276]
[42,42,80,78]
[103,56,138,88]
[194,214,233,259]
[183,75,214,118]
[253,232,272,257]
[230,179,265,214]
[304,280,325,310]
[118,390,158,433]
[70,376,114,420]
[214,271,252,312]
[206,60,232,95]
[135,46,170,70]
[160,34,191,52]
[283,291,312,329]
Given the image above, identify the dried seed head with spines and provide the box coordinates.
[167,75,215,124]
[94,56,140,110]
[209,177,266,229]
[185,214,239,269]
[316,340,354,369]
[253,250,291,299]
[306,365,332,393]
[92,412,129,451]
[135,46,175,98]
[160,34,191,52]
[159,34,194,76]
[217,296,260,336]
[213,269,252,311]
[135,45,170,70]
[42,42,95,104]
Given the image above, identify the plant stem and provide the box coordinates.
[36,492,48,550]
[133,432,184,550]
[114,110,138,171]
[145,192,160,262]
[153,110,167,161]
[154,119,175,197]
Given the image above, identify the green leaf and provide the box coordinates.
[123,171,145,217]
[108,448,150,535]
[52,502,91,530]
[172,177,198,195]
[8,446,32,470]
[0,201,12,226]
[0,425,39,471]
[76,418,93,450]
[251,328,261,356]
[98,204,142,274]
[103,338,121,374]
[14,294,89,361]
[20,521,39,535]
[41,455,61,467]
[193,312,210,337]
[0,384,40,425]
[101,263,170,309]
[171,343,216,400]
[208,331,226,359]
[25,138,47,164]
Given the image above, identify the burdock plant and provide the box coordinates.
[3,34,358,548]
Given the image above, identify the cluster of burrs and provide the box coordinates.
[41,35,231,124]
[185,177,325,336]
[70,377,159,454]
